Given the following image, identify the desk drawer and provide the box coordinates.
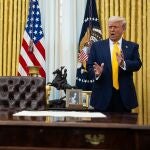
[0,126,134,150]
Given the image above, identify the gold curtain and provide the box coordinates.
[0,0,29,76]
[96,0,150,124]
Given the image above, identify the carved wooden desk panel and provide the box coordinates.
[0,112,150,150]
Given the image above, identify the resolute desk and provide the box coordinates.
[0,111,150,150]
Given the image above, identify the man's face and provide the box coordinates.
[108,21,125,42]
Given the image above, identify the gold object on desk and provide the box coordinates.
[46,85,51,105]
[82,91,92,108]
[28,66,40,77]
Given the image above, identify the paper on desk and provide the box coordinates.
[13,110,106,118]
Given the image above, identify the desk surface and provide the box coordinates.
[0,111,149,129]
[0,111,150,150]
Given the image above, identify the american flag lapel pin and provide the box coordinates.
[125,45,128,48]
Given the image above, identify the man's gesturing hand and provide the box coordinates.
[116,50,124,67]
[93,62,104,77]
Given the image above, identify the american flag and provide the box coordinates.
[18,0,46,77]
[78,46,88,62]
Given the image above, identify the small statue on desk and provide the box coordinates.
[47,66,76,108]
[47,66,76,91]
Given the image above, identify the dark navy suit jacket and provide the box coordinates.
[87,39,142,111]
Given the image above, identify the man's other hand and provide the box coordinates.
[93,62,104,77]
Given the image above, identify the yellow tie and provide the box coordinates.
[112,42,120,90]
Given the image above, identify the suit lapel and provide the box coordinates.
[121,39,129,59]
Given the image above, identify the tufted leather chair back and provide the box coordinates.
[0,76,46,111]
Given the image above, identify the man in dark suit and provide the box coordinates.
[87,16,142,112]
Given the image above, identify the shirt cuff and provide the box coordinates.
[95,75,100,80]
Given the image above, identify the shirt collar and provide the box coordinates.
[109,38,122,46]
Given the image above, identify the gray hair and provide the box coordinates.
[108,16,126,29]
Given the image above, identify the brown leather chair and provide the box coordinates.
[0,76,46,111]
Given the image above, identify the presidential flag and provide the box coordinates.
[18,0,46,77]
[76,0,102,90]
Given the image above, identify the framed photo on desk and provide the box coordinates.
[82,91,92,108]
[66,89,82,108]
